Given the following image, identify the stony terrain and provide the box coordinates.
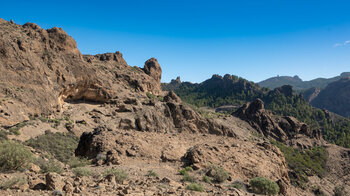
[0,18,349,196]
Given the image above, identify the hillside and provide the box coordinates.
[163,76,350,148]
[258,72,350,90]
[311,77,350,117]
[0,18,349,196]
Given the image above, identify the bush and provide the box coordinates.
[146,170,158,177]
[271,140,328,187]
[0,177,27,190]
[250,177,279,195]
[146,92,157,100]
[182,173,195,182]
[179,166,192,175]
[0,129,9,140]
[73,167,92,177]
[35,157,63,174]
[104,168,128,183]
[25,131,79,163]
[186,183,204,192]
[8,122,27,136]
[203,175,211,183]
[229,181,243,190]
[67,157,89,168]
[207,164,229,183]
[0,140,33,171]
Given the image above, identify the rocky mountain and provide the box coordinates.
[162,74,269,108]
[163,76,350,148]
[258,72,350,90]
[301,87,321,102]
[310,77,350,117]
[0,18,349,196]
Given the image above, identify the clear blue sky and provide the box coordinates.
[1,0,350,83]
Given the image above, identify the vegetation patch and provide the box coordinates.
[179,166,193,175]
[206,164,229,183]
[8,121,27,135]
[25,131,79,163]
[73,167,93,177]
[182,173,195,182]
[0,140,33,171]
[35,157,63,174]
[186,183,204,192]
[103,168,128,183]
[202,175,211,183]
[271,140,328,188]
[0,177,27,190]
[67,157,90,168]
[229,181,243,190]
[146,170,158,177]
[0,129,9,140]
[249,176,279,195]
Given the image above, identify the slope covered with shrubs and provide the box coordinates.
[163,75,350,148]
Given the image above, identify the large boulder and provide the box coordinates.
[143,58,162,85]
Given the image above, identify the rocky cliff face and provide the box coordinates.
[235,99,323,149]
[302,87,321,102]
[0,19,161,127]
[311,77,350,117]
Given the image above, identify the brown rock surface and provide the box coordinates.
[234,98,323,149]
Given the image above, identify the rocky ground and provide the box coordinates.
[0,18,349,196]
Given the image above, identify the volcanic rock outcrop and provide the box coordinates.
[234,98,323,149]
[0,19,161,127]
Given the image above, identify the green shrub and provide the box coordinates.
[104,168,128,183]
[202,175,211,183]
[186,183,204,192]
[250,177,279,195]
[67,157,89,168]
[25,131,79,163]
[229,181,243,190]
[146,92,157,100]
[271,140,328,187]
[0,177,27,190]
[179,166,192,175]
[207,164,229,183]
[73,167,92,177]
[8,122,27,136]
[0,129,9,140]
[146,170,158,177]
[182,173,195,182]
[0,140,33,171]
[35,158,63,174]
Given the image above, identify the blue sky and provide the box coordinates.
[1,0,350,83]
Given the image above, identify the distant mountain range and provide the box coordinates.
[258,72,350,90]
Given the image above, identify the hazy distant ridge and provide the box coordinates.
[258,72,350,90]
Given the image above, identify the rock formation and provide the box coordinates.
[311,77,350,117]
[234,98,323,149]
